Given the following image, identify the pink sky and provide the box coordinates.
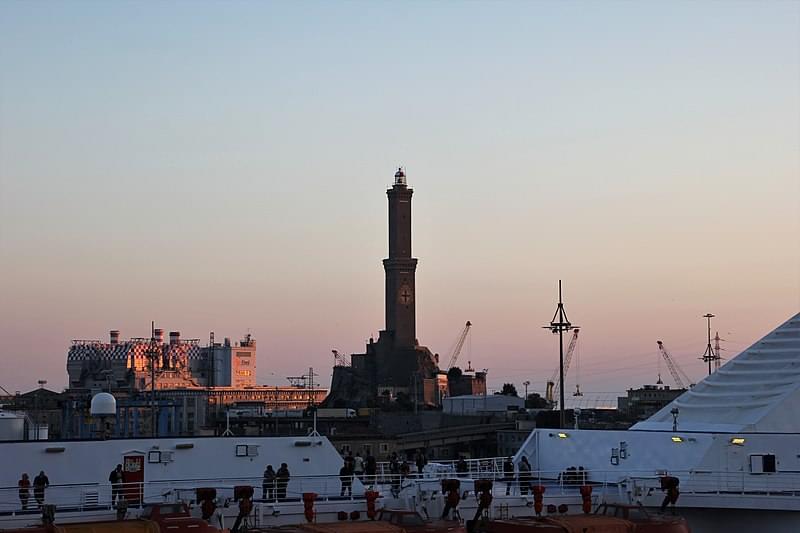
[1,3,798,400]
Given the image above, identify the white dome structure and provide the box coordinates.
[90,392,117,417]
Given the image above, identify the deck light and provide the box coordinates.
[671,436,683,443]
[557,432,569,439]
[730,437,746,446]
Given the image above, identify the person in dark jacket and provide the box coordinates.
[109,464,124,505]
[339,462,354,497]
[518,456,532,495]
[33,471,49,507]
[18,473,30,510]
[364,454,377,488]
[389,453,401,494]
[276,463,290,500]
[262,465,276,501]
[415,450,427,478]
[503,457,515,495]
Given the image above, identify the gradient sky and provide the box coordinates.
[1,2,798,405]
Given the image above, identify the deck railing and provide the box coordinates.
[2,467,799,516]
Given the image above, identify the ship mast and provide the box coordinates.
[543,281,578,429]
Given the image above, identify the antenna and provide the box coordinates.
[700,313,719,375]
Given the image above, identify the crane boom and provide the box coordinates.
[545,329,580,403]
[447,321,472,369]
[657,340,693,389]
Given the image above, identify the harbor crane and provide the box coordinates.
[657,340,694,389]
[545,329,580,404]
[446,321,472,370]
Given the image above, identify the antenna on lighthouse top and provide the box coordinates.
[394,166,406,185]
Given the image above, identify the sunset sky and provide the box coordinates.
[1,2,798,403]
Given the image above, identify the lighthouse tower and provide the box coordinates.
[326,168,439,407]
[383,167,418,348]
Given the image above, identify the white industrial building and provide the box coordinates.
[442,394,524,415]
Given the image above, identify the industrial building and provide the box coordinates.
[617,384,687,421]
[67,329,256,391]
[59,329,325,437]
[442,394,524,416]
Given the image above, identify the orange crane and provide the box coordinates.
[657,340,694,389]
[545,329,580,404]
[446,321,472,370]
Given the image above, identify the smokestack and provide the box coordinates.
[169,331,180,345]
[110,330,120,345]
[154,328,164,343]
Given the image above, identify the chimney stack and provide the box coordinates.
[110,330,120,345]
[154,328,164,343]
[169,331,180,345]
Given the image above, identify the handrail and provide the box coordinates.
[1,467,798,516]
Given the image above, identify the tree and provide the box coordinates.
[525,393,548,409]
[497,383,518,397]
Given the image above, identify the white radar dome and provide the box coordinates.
[90,392,117,417]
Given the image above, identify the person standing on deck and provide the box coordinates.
[502,457,515,495]
[518,456,532,495]
[276,463,290,500]
[389,453,401,494]
[109,464,124,506]
[415,450,427,478]
[262,465,276,501]
[365,454,377,488]
[339,461,354,497]
[33,471,49,507]
[18,473,30,510]
[354,452,365,480]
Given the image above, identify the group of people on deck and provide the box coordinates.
[258,450,535,502]
[337,451,378,496]
[502,456,533,495]
[261,463,291,500]
[17,471,49,510]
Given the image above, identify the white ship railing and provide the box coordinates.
[1,467,799,517]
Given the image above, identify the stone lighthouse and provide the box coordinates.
[326,168,439,407]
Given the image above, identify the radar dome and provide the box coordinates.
[90,392,117,417]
